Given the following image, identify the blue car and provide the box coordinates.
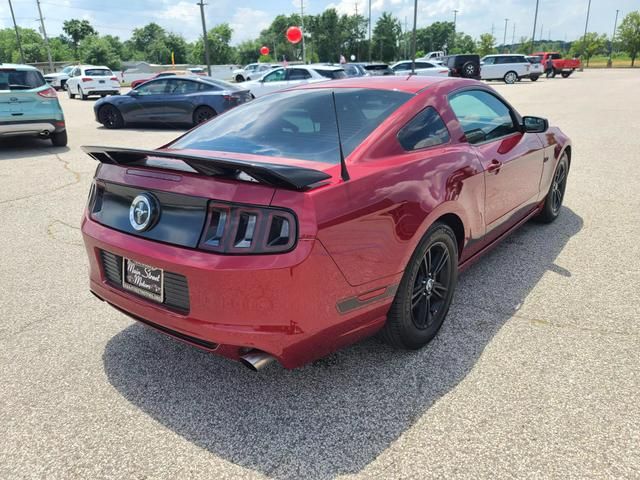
[0,63,67,146]
[94,76,252,129]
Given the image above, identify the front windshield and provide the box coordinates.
[62,66,74,74]
[170,88,412,164]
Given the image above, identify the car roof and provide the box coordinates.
[79,65,111,69]
[483,54,525,57]
[293,75,469,94]
[0,63,39,71]
[305,64,345,71]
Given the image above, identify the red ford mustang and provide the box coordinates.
[81,76,571,370]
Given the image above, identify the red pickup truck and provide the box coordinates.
[532,52,581,78]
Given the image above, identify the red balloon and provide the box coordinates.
[260,46,270,56]
[286,26,303,44]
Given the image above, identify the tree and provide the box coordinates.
[165,33,189,64]
[416,21,454,53]
[235,39,262,65]
[191,24,234,65]
[372,12,401,62]
[477,33,496,57]
[617,11,640,66]
[449,32,475,54]
[570,32,606,66]
[63,19,97,55]
[79,36,121,70]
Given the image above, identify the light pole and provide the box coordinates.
[300,0,306,63]
[503,18,509,51]
[368,0,372,62]
[531,0,540,52]
[7,0,25,64]
[197,0,211,76]
[581,0,592,66]
[607,9,619,67]
[410,0,417,74]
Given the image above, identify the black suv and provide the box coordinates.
[445,54,481,79]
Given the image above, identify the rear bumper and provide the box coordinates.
[85,89,120,96]
[0,119,65,137]
[82,214,391,368]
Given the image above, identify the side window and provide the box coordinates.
[169,79,199,94]
[394,63,410,71]
[482,57,495,65]
[136,80,169,95]
[197,82,219,92]
[72,68,80,77]
[288,68,312,80]
[263,69,286,82]
[397,107,450,151]
[551,53,562,60]
[416,62,433,68]
[449,90,518,144]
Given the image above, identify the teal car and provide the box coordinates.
[0,63,67,146]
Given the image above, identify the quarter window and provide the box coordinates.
[449,90,518,144]
[263,69,286,82]
[288,69,312,80]
[397,107,450,151]
[135,80,169,95]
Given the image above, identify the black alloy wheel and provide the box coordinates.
[410,241,452,330]
[98,105,124,129]
[380,222,458,349]
[193,106,216,126]
[462,62,478,78]
[536,153,569,223]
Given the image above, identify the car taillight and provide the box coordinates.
[37,87,57,98]
[110,76,118,81]
[82,77,92,82]
[199,202,297,254]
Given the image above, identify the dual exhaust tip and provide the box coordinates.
[239,350,276,371]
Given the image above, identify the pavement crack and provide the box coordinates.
[47,219,83,246]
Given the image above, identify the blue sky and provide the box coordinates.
[2,0,637,45]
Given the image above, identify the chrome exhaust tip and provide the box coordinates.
[40,130,50,137]
[240,351,276,371]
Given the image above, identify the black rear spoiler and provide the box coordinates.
[81,145,332,191]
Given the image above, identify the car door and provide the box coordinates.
[126,79,171,122]
[480,57,498,79]
[449,89,545,235]
[164,78,201,123]
[68,67,81,93]
[252,68,288,96]
[393,62,411,75]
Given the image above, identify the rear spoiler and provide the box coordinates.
[81,145,332,191]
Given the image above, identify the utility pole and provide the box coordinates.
[581,0,592,66]
[491,23,495,37]
[8,0,25,64]
[531,0,540,52]
[405,17,408,58]
[368,0,372,62]
[540,23,543,41]
[300,0,306,63]
[35,0,53,72]
[503,18,508,50]
[512,23,516,45]
[608,9,619,67]
[197,0,211,76]
[453,9,458,30]
[410,0,417,74]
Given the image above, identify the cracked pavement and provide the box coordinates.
[1,70,639,479]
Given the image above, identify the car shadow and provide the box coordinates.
[0,138,70,160]
[103,207,583,479]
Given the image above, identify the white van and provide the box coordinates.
[480,55,531,84]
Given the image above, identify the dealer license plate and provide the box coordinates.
[99,80,105,84]
[122,258,164,303]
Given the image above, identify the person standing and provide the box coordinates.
[545,56,555,78]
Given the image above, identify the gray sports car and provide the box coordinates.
[93,76,252,129]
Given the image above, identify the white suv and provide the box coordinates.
[233,63,273,83]
[391,60,449,77]
[44,65,74,90]
[66,65,120,100]
[480,55,531,84]
[243,65,346,98]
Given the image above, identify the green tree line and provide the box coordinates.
[1,9,638,69]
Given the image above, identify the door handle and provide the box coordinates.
[487,159,502,173]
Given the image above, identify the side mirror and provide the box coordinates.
[522,116,548,133]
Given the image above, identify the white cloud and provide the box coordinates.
[229,8,271,44]
[154,1,201,25]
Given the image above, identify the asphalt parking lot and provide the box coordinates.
[1,70,639,479]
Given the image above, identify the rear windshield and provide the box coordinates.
[315,69,347,79]
[85,69,112,76]
[526,56,541,64]
[171,88,412,164]
[0,69,46,91]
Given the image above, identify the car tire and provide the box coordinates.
[561,71,572,78]
[193,106,216,126]
[536,153,569,223]
[67,86,75,99]
[61,80,67,90]
[530,75,539,82]
[98,105,124,129]
[380,222,458,350]
[50,130,68,147]
[80,88,88,101]
[461,61,478,78]
[235,74,245,83]
[504,71,518,84]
